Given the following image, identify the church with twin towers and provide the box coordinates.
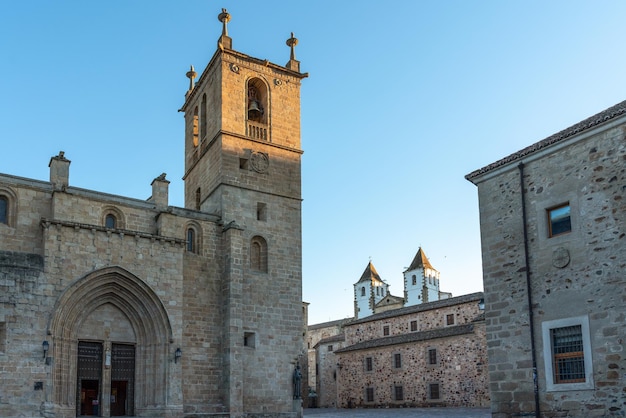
[353,247,452,319]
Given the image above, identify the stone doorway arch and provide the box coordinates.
[47,266,174,417]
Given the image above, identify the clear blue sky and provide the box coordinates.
[2,2,626,325]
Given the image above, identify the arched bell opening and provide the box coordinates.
[246,77,269,141]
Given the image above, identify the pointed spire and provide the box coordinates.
[357,261,384,284]
[217,8,232,50]
[406,247,435,272]
[285,32,300,72]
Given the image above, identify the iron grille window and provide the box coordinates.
[365,357,373,372]
[383,325,390,336]
[366,387,374,402]
[552,325,585,383]
[428,348,437,365]
[394,353,402,369]
[410,320,418,332]
[394,385,403,401]
[429,383,440,400]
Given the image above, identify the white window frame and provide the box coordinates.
[541,315,594,392]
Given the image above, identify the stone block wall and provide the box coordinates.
[345,293,484,346]
[336,321,488,408]
[470,113,626,416]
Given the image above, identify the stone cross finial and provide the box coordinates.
[186,65,197,93]
[285,32,300,72]
[286,32,298,61]
[217,8,233,50]
[218,8,231,36]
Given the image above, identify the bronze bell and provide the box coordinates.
[248,100,262,120]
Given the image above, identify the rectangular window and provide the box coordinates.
[366,387,374,402]
[256,202,267,221]
[542,315,593,391]
[429,383,440,400]
[428,348,437,365]
[552,325,585,383]
[394,353,402,369]
[383,325,390,336]
[548,203,571,237]
[446,314,455,326]
[0,322,6,353]
[394,385,403,401]
[243,332,256,348]
[327,345,333,352]
[410,320,418,332]
[365,357,373,372]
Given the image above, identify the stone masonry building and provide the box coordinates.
[466,100,626,417]
[0,10,307,418]
[306,251,489,409]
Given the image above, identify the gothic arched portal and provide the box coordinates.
[47,266,174,417]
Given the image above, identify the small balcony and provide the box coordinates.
[246,120,268,141]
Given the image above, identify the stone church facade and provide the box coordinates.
[466,100,626,417]
[0,10,306,418]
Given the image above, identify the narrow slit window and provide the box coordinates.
[187,228,196,253]
[256,202,267,221]
[0,196,7,224]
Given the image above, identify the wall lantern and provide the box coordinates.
[478,298,485,311]
[174,348,182,363]
[42,340,49,359]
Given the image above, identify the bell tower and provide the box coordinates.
[179,9,307,414]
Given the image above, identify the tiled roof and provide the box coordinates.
[356,261,384,284]
[465,99,626,182]
[405,247,435,271]
[347,292,484,326]
[308,318,353,330]
[315,333,345,348]
[335,323,475,353]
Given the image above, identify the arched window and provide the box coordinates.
[195,188,201,211]
[361,286,366,297]
[250,236,268,272]
[412,274,417,286]
[105,214,116,229]
[200,94,207,140]
[186,228,196,253]
[246,78,268,141]
[0,196,7,224]
[192,106,199,147]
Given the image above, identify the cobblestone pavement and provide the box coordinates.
[303,407,491,417]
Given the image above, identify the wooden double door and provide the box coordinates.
[77,342,135,417]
